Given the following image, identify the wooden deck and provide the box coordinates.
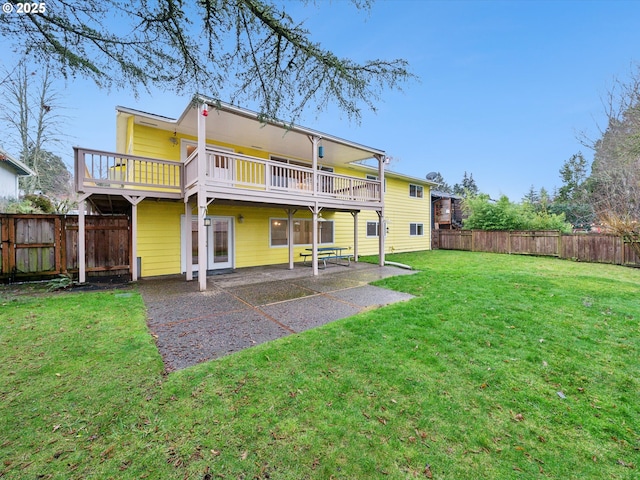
[75,147,382,209]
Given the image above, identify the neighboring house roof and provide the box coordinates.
[0,148,36,176]
[431,190,462,199]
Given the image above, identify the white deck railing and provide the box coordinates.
[76,147,381,203]
[186,148,381,202]
[74,147,183,196]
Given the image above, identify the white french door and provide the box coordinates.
[181,216,234,272]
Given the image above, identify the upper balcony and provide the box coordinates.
[75,146,382,208]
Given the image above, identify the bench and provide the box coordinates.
[322,254,353,268]
[300,252,353,268]
[300,251,331,265]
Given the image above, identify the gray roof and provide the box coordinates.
[0,148,35,176]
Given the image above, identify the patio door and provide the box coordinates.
[210,217,233,269]
[181,216,234,272]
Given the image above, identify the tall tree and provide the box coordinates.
[453,171,479,197]
[0,61,68,196]
[556,152,589,203]
[582,64,640,250]
[522,185,540,206]
[428,172,453,193]
[0,0,413,123]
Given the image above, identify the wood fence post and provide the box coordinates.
[60,216,68,274]
[0,215,7,276]
[54,216,62,274]
[7,216,15,275]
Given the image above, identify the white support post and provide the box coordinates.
[185,199,193,281]
[377,154,386,267]
[197,102,208,291]
[287,208,296,269]
[351,211,359,262]
[309,135,319,196]
[197,196,207,291]
[311,204,320,276]
[131,201,138,281]
[377,211,385,266]
[78,197,86,283]
[123,195,144,281]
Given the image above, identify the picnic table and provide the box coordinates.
[300,246,353,268]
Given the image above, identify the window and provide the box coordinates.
[366,221,379,237]
[410,223,424,236]
[270,218,334,246]
[271,219,288,246]
[366,174,386,192]
[409,184,424,198]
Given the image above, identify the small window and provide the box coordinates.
[366,221,379,237]
[409,184,424,198]
[270,218,334,246]
[270,219,288,246]
[366,174,386,192]
[410,223,424,236]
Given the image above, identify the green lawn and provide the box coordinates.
[1,251,638,479]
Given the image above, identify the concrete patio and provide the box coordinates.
[139,262,416,371]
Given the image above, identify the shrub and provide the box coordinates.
[463,194,572,232]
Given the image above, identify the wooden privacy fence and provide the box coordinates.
[0,214,131,282]
[436,230,640,267]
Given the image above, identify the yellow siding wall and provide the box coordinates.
[127,121,431,276]
[123,123,270,162]
[135,182,431,277]
[332,167,431,257]
[137,201,183,277]
[384,176,431,254]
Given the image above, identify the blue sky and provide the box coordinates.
[4,0,640,200]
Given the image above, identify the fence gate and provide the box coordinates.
[1,214,131,282]
[1,215,63,280]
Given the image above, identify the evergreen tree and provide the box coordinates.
[429,172,453,193]
[453,171,479,197]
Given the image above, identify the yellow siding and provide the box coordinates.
[137,201,183,277]
[123,123,271,162]
[332,166,431,256]
[211,206,344,267]
[126,122,431,276]
[384,177,431,254]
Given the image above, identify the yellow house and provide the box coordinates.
[74,95,434,290]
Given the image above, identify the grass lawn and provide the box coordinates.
[1,251,638,479]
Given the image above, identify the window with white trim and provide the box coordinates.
[409,184,424,198]
[270,218,334,246]
[366,221,379,237]
[366,174,386,192]
[410,223,424,236]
